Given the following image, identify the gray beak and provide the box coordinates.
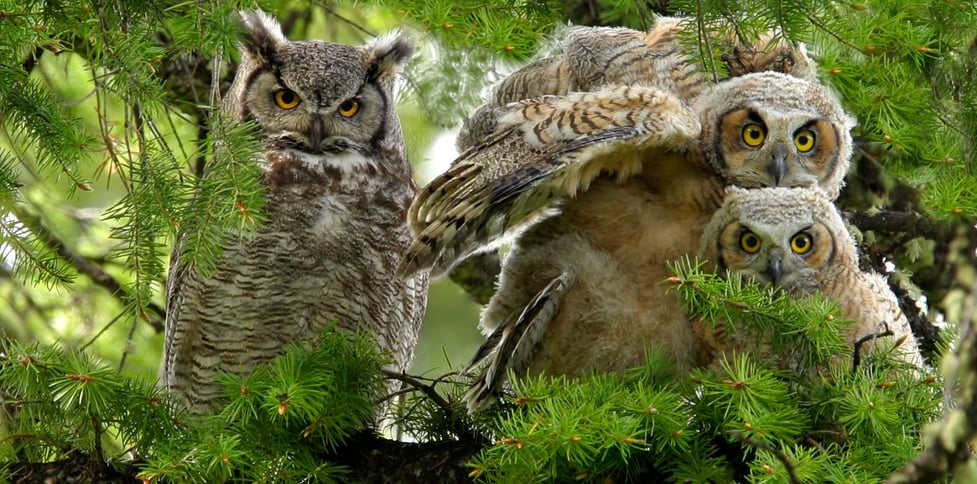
[769,143,788,184]
[766,250,784,283]
[310,114,325,151]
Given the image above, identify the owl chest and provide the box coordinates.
[561,177,719,274]
[195,185,405,309]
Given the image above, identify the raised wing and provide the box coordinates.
[400,84,700,277]
[458,19,814,151]
[458,20,698,151]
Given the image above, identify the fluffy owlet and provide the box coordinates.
[163,11,428,413]
[698,186,923,368]
[398,18,855,411]
[457,18,817,151]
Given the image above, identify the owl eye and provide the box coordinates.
[742,123,766,147]
[739,231,761,254]
[790,232,813,254]
[338,99,360,118]
[794,129,816,152]
[274,89,300,109]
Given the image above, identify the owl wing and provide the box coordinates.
[846,271,925,369]
[458,22,695,151]
[401,84,699,277]
[160,228,200,392]
[458,20,814,150]
[463,272,570,413]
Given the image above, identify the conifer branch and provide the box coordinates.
[852,325,895,371]
[381,368,484,443]
[381,368,454,414]
[731,431,801,484]
[11,207,165,332]
[847,210,952,243]
[887,279,977,483]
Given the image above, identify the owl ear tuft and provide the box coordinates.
[366,33,414,82]
[238,10,288,66]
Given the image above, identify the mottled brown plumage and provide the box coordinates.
[698,186,923,368]
[456,18,817,152]
[163,11,428,413]
[398,18,855,412]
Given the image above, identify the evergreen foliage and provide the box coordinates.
[2,328,387,482]
[467,259,942,482]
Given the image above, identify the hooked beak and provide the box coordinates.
[766,250,784,284]
[309,114,325,151]
[769,143,788,184]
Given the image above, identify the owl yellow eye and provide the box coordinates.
[794,129,816,152]
[790,232,813,254]
[740,231,761,254]
[742,123,766,147]
[338,99,360,118]
[274,89,300,109]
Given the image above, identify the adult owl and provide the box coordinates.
[698,186,924,368]
[163,11,428,413]
[399,20,855,411]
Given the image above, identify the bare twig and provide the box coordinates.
[732,431,801,484]
[310,1,377,38]
[380,368,484,443]
[11,207,165,332]
[380,368,454,414]
[852,325,895,372]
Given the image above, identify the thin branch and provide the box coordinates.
[11,207,165,332]
[381,368,454,414]
[887,278,977,483]
[81,311,127,351]
[310,1,377,38]
[117,317,140,373]
[695,0,721,83]
[380,368,484,443]
[732,431,801,484]
[852,325,895,372]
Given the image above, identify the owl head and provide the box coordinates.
[694,72,856,200]
[224,11,413,161]
[700,186,857,294]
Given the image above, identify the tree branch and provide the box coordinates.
[852,325,895,371]
[382,368,455,414]
[12,208,165,332]
[9,433,482,483]
[887,279,977,483]
[732,431,801,484]
[381,368,486,444]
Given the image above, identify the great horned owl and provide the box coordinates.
[457,18,817,151]
[163,11,428,413]
[398,19,855,411]
[698,186,924,368]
